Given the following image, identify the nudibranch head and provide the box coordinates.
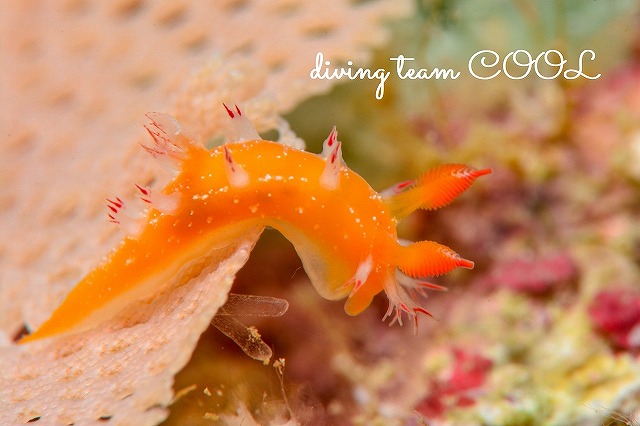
[20,104,490,344]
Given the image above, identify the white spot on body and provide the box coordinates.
[192,194,210,200]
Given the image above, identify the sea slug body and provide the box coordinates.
[20,105,490,343]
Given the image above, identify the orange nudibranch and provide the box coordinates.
[20,105,490,344]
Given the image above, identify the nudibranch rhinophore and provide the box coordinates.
[20,104,490,343]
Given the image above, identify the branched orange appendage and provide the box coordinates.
[396,241,474,279]
[385,164,492,220]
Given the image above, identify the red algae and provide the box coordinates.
[478,253,577,295]
[588,288,640,351]
[415,349,493,418]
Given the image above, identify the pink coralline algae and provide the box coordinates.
[588,288,640,350]
[479,253,577,294]
[415,349,493,418]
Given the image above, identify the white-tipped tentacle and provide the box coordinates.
[395,269,448,293]
[223,103,260,142]
[383,274,435,334]
[105,196,144,237]
[380,179,416,199]
[344,255,373,297]
[320,126,339,158]
[134,184,180,215]
[223,146,250,188]
[319,127,343,190]
[142,112,196,173]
